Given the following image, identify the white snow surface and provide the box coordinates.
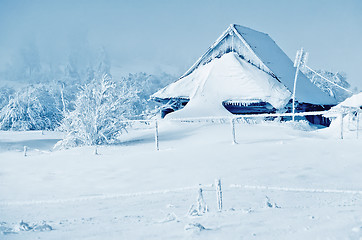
[156,53,291,118]
[1,120,362,239]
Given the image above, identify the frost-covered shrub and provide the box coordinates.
[0,85,62,131]
[55,74,138,148]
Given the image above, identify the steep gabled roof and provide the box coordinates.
[180,24,273,79]
[153,24,337,106]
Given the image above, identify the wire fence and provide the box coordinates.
[3,179,361,215]
[116,110,360,151]
[20,109,360,157]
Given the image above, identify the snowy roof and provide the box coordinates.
[161,52,291,118]
[152,24,337,106]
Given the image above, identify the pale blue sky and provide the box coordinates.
[0,0,361,88]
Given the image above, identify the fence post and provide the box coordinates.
[155,119,159,151]
[357,111,359,139]
[94,146,98,155]
[231,118,236,144]
[197,187,208,214]
[24,146,27,157]
[215,179,223,212]
[340,113,344,140]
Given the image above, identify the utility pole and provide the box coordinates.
[292,48,308,121]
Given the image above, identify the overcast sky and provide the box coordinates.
[0,0,361,88]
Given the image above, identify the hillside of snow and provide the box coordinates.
[1,120,362,239]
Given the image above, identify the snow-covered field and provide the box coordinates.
[1,120,362,239]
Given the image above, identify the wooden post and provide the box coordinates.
[94,146,98,155]
[357,112,359,139]
[340,113,344,140]
[24,146,27,157]
[155,120,159,151]
[231,118,236,144]
[197,187,207,214]
[215,179,223,212]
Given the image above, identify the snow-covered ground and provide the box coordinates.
[1,120,362,239]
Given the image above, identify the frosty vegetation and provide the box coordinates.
[0,47,175,147]
[0,45,353,147]
[0,72,173,125]
[55,75,130,147]
[303,69,352,102]
[0,70,174,148]
[0,84,62,131]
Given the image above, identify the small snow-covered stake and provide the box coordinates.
[215,179,223,212]
[184,222,206,232]
[94,146,99,155]
[231,118,237,144]
[340,113,344,140]
[265,196,280,208]
[154,119,159,151]
[18,220,32,231]
[188,186,208,216]
[24,146,27,157]
[356,111,359,139]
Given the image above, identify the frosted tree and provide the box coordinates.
[304,69,352,102]
[0,84,61,131]
[0,87,15,110]
[55,74,138,148]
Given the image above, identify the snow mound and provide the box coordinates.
[331,92,362,110]
[326,92,362,127]
[162,53,291,119]
[1,221,53,234]
[325,93,362,134]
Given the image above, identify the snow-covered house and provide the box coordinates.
[152,24,337,125]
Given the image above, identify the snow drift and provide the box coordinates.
[160,53,291,118]
[331,92,362,111]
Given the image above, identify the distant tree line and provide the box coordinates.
[0,45,175,148]
[0,72,174,128]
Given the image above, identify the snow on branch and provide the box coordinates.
[55,74,138,148]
